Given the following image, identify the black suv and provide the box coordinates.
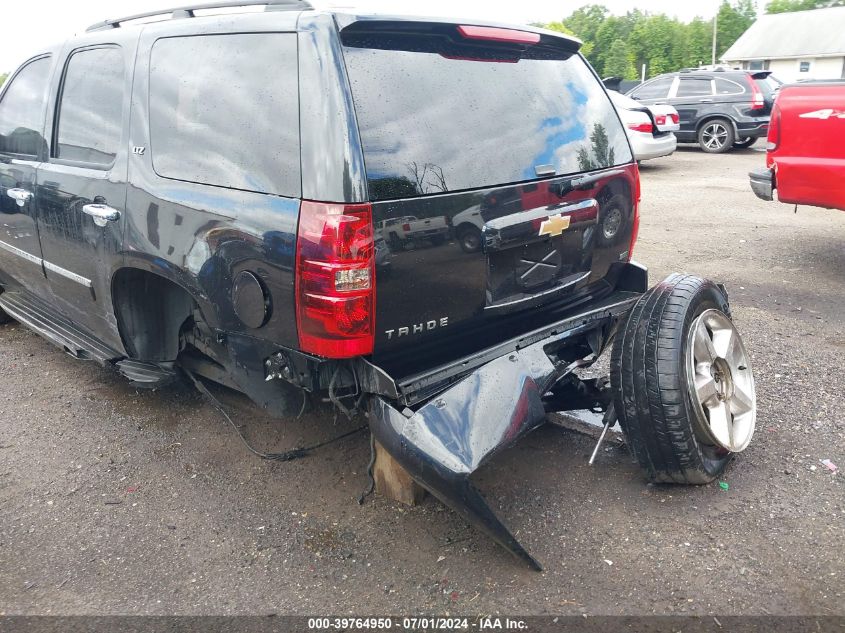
[0,0,757,569]
[627,69,773,153]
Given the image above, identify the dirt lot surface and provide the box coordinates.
[1,145,843,616]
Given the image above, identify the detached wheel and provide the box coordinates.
[610,274,756,484]
[733,137,756,149]
[698,119,735,153]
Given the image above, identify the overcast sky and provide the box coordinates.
[2,0,729,73]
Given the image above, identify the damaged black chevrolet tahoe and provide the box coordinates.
[0,0,757,569]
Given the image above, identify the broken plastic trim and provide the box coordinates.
[366,293,638,570]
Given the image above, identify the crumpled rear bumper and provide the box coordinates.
[367,279,645,569]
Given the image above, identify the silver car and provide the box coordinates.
[609,90,679,161]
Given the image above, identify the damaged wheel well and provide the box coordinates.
[112,269,196,362]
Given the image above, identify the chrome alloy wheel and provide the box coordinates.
[686,309,756,452]
[702,123,729,151]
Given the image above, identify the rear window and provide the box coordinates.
[341,23,631,201]
[755,75,781,96]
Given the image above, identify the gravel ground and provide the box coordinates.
[1,144,843,616]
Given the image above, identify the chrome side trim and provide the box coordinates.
[0,239,43,265]
[43,261,93,288]
[0,238,93,288]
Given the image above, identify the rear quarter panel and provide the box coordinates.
[122,13,307,346]
[770,83,845,211]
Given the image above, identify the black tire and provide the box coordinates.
[610,274,736,484]
[733,137,756,149]
[697,119,735,153]
[456,225,483,253]
[597,192,630,246]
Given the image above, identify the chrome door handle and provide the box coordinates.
[6,188,33,207]
[82,203,121,227]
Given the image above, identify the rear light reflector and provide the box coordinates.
[749,75,765,110]
[296,201,375,358]
[627,122,653,133]
[767,104,781,151]
[457,25,541,45]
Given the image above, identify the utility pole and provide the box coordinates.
[711,10,718,66]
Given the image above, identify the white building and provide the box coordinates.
[721,6,845,82]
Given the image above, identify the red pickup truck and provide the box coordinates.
[750,81,845,211]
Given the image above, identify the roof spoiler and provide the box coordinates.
[602,76,623,91]
[337,17,581,60]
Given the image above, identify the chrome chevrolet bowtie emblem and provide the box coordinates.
[538,214,571,237]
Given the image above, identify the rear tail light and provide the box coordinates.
[402,223,411,232]
[749,76,765,110]
[457,25,540,45]
[627,122,654,133]
[295,201,375,358]
[670,113,679,124]
[767,104,781,151]
[628,164,641,261]
[654,114,666,125]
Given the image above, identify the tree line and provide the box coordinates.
[542,0,844,81]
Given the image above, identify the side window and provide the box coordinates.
[676,78,713,98]
[149,33,300,197]
[714,78,745,95]
[55,47,124,166]
[630,77,673,100]
[0,57,51,157]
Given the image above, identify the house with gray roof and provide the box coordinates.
[721,6,845,82]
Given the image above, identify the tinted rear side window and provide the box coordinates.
[55,47,124,166]
[0,56,51,157]
[714,78,745,95]
[149,33,300,197]
[630,76,673,100]
[341,25,631,201]
[676,78,713,97]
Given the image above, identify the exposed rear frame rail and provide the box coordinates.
[85,0,312,32]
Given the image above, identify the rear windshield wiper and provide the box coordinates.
[552,168,625,197]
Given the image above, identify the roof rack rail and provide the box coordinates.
[85,0,312,32]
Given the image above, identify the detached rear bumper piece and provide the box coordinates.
[367,277,646,570]
[749,167,774,201]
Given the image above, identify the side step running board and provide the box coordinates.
[0,291,122,365]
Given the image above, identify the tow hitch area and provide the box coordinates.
[367,308,626,571]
